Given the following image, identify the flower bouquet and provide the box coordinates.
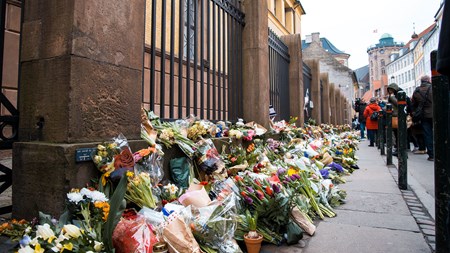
[112,214,158,253]
[125,171,158,209]
[191,193,242,253]
[133,146,164,187]
[196,139,227,181]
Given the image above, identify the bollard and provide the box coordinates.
[379,112,385,155]
[431,50,450,253]
[377,115,382,149]
[386,104,393,165]
[397,91,408,190]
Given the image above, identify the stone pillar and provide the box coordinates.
[321,73,330,124]
[305,59,320,124]
[329,84,336,125]
[13,0,145,219]
[281,34,303,126]
[337,92,343,125]
[241,0,270,128]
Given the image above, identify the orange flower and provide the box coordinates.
[265,186,273,196]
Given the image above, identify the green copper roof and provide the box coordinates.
[380,33,393,39]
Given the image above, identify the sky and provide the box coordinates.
[300,0,443,70]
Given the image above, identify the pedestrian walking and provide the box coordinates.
[363,97,381,147]
[411,75,434,161]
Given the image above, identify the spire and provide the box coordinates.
[411,22,418,39]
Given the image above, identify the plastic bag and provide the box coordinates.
[191,193,242,253]
[134,147,164,187]
[196,139,227,181]
[112,215,158,253]
[162,208,202,253]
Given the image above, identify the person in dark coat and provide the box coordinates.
[411,75,434,161]
[363,97,381,147]
[354,99,367,139]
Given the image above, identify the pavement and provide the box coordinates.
[261,139,434,253]
[0,142,436,252]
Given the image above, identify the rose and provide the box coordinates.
[114,148,135,169]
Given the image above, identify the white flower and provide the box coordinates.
[18,246,35,253]
[80,188,108,202]
[67,192,83,204]
[164,183,179,196]
[94,241,104,252]
[36,223,55,241]
[63,224,82,238]
[229,129,242,139]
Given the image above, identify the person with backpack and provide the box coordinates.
[363,97,381,147]
[411,75,434,161]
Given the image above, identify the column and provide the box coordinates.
[241,0,270,128]
[329,83,336,124]
[281,34,303,126]
[13,0,145,219]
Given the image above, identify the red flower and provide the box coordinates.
[254,179,262,187]
[234,175,243,181]
[241,191,248,198]
[199,181,209,186]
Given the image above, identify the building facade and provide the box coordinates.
[367,33,404,97]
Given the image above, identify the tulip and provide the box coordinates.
[246,186,255,193]
[36,223,55,241]
[272,184,281,193]
[63,224,81,238]
[277,167,286,175]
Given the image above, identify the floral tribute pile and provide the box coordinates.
[1,109,360,253]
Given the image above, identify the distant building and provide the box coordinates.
[302,32,356,100]
[367,33,404,98]
[354,65,370,99]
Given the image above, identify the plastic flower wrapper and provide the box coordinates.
[125,171,158,209]
[92,134,135,186]
[134,145,164,187]
[145,109,197,158]
[112,214,158,253]
[196,139,227,181]
[162,206,202,253]
[191,193,243,253]
[178,183,211,208]
[187,120,210,141]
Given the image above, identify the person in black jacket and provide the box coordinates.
[354,98,367,139]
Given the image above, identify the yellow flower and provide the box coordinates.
[94,201,110,221]
[287,167,298,176]
[126,171,134,178]
[101,171,111,186]
[34,243,45,253]
[60,242,73,252]
[97,145,106,151]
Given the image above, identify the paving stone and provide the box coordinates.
[410,210,426,216]
[426,235,436,243]
[419,224,435,231]
[416,219,435,226]
[407,202,423,208]
[422,229,435,235]
[409,206,423,212]
[429,243,436,251]
[414,214,432,220]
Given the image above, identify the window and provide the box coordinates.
[381,68,385,74]
[381,59,385,66]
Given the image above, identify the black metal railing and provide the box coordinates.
[268,28,290,121]
[303,62,312,122]
[144,0,244,121]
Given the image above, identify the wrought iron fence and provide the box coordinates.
[143,0,244,121]
[303,62,312,122]
[268,29,290,121]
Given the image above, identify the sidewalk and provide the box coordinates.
[262,140,433,253]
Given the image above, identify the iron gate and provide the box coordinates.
[268,29,290,121]
[0,0,21,215]
[143,0,245,121]
[303,62,312,122]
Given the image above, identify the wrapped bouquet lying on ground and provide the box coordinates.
[1,110,361,252]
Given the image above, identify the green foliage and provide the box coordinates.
[245,209,258,231]
[102,174,128,252]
